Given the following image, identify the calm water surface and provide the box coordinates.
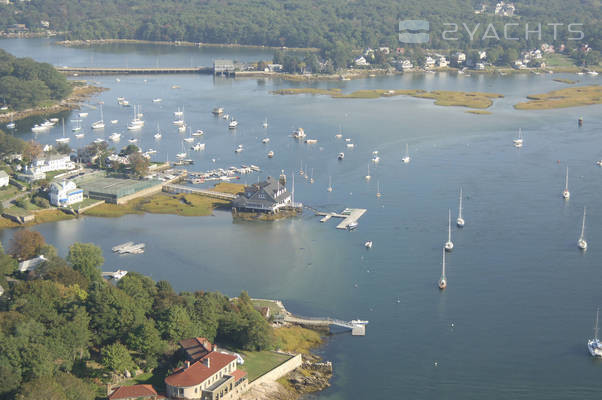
[1,38,602,399]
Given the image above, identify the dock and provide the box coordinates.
[282,314,368,336]
[55,66,213,75]
[315,208,367,229]
[163,184,237,200]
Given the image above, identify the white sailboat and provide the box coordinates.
[71,119,81,132]
[376,180,382,198]
[109,132,121,142]
[91,104,105,129]
[154,123,162,140]
[327,176,333,192]
[310,169,314,184]
[438,248,447,289]
[456,187,465,227]
[588,308,602,357]
[6,114,15,129]
[263,118,268,128]
[445,209,454,251]
[56,119,70,143]
[75,133,85,139]
[578,207,588,250]
[176,141,187,159]
[228,119,238,129]
[562,166,570,199]
[402,143,411,163]
[513,128,523,147]
[365,164,371,181]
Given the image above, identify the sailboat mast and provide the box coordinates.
[442,248,446,279]
[581,207,587,240]
[565,167,569,191]
[458,187,463,219]
[62,118,65,137]
[448,209,452,241]
[595,308,600,341]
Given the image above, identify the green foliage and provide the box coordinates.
[0,129,26,158]
[0,49,71,110]
[16,372,96,400]
[66,243,103,283]
[100,342,136,373]
[126,320,164,356]
[9,229,45,261]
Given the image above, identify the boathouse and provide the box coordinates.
[231,176,292,214]
[213,59,235,76]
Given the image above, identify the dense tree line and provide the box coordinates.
[0,230,275,400]
[0,1,599,57]
[0,49,71,110]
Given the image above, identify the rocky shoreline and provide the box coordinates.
[0,83,106,124]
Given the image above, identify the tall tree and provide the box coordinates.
[66,243,103,283]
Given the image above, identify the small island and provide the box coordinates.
[514,85,602,110]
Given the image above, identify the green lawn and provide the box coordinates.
[544,54,575,67]
[251,299,283,317]
[0,185,20,201]
[72,198,102,210]
[239,351,292,382]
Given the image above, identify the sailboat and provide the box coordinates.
[154,123,162,140]
[588,308,602,357]
[401,143,411,163]
[183,127,195,143]
[128,105,144,130]
[71,119,81,132]
[376,180,382,198]
[6,114,15,129]
[56,119,70,143]
[335,125,343,139]
[513,128,523,147]
[263,118,268,128]
[438,248,447,289]
[365,164,371,181]
[578,207,588,250]
[176,141,187,159]
[457,187,465,227]
[562,166,570,199]
[327,176,333,192]
[445,209,454,251]
[91,104,105,129]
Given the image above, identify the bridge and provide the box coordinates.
[163,184,237,200]
[283,314,368,336]
[56,66,213,75]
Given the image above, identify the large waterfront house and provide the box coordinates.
[164,338,248,400]
[49,180,84,207]
[30,153,75,174]
[231,176,293,214]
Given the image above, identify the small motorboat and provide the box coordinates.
[75,133,85,139]
[111,120,118,124]
[192,143,205,151]
[153,98,162,103]
[109,132,121,142]
[267,150,274,158]
[184,137,194,143]
[338,152,345,160]
[229,120,238,129]
[365,241,373,249]
[192,130,204,136]
[79,112,88,118]
[347,222,358,231]
[94,138,105,144]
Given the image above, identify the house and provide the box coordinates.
[19,167,46,182]
[30,153,75,174]
[231,176,293,214]
[478,51,487,60]
[399,59,413,70]
[451,52,466,66]
[180,337,214,363]
[18,255,47,273]
[49,180,84,207]
[378,47,390,55]
[213,60,235,76]
[40,20,50,28]
[354,56,369,66]
[0,171,9,187]
[437,57,448,67]
[424,56,435,68]
[266,64,282,72]
[494,1,515,16]
[165,339,248,400]
[108,384,164,400]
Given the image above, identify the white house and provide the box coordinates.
[18,255,47,273]
[0,171,9,187]
[354,56,369,66]
[452,52,466,65]
[400,60,413,70]
[425,56,436,68]
[49,180,83,207]
[437,57,449,67]
[30,153,75,174]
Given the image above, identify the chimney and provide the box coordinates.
[203,357,211,368]
[186,361,190,369]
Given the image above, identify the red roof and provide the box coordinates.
[165,351,237,387]
[231,369,247,381]
[108,385,163,399]
[179,337,213,362]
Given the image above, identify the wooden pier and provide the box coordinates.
[163,184,237,200]
[56,66,213,75]
[283,315,368,336]
[315,208,367,229]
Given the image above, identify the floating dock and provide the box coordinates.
[315,208,367,229]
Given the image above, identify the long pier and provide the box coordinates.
[163,184,237,200]
[56,66,213,75]
[283,315,368,336]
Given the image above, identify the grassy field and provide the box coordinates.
[84,192,230,218]
[213,182,245,194]
[272,88,503,109]
[515,85,602,110]
[251,299,284,317]
[0,185,20,201]
[273,326,323,354]
[544,54,575,67]
[239,351,292,382]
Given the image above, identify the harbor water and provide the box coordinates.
[1,38,602,399]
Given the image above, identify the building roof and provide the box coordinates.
[165,351,237,388]
[108,384,162,400]
[179,337,213,362]
[232,176,289,209]
[50,180,77,193]
[18,255,47,273]
[231,369,247,382]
